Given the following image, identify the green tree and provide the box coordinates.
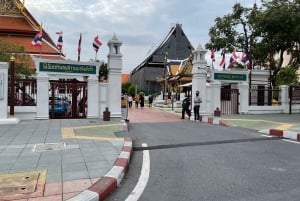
[99,63,109,81]
[275,65,298,86]
[128,84,140,96]
[0,40,34,78]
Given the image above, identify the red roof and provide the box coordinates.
[122,74,130,84]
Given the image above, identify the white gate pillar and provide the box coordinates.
[192,43,208,114]
[36,73,49,119]
[280,85,289,113]
[0,62,8,120]
[238,82,249,114]
[87,75,99,118]
[107,34,123,117]
[211,80,221,112]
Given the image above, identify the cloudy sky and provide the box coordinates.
[25,0,256,72]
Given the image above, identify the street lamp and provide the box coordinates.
[9,54,16,117]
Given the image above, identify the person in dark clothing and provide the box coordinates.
[148,95,153,107]
[181,96,191,119]
[140,95,145,109]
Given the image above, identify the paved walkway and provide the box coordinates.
[1,107,300,201]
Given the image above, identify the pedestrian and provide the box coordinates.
[193,90,202,121]
[148,95,153,107]
[134,94,140,108]
[181,95,191,119]
[140,94,145,109]
[128,95,133,108]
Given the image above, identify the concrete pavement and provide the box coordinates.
[1,107,300,201]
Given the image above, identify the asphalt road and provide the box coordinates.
[107,121,300,201]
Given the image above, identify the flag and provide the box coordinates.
[31,31,42,47]
[241,52,251,68]
[93,35,102,52]
[78,33,82,62]
[229,51,238,67]
[219,52,225,68]
[56,31,63,50]
[210,49,215,62]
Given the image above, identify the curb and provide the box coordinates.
[200,115,230,127]
[200,115,300,142]
[269,129,300,141]
[67,137,133,201]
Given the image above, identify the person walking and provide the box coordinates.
[181,95,191,119]
[134,94,140,108]
[193,90,202,121]
[148,95,153,107]
[128,95,133,108]
[140,94,145,109]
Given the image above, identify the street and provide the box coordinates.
[107,108,300,201]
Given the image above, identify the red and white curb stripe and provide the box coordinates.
[67,137,133,201]
[200,116,230,127]
[269,129,300,141]
[200,116,300,142]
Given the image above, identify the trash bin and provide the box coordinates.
[103,107,110,121]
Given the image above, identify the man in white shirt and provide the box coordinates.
[193,90,202,121]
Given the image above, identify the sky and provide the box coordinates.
[24,0,257,73]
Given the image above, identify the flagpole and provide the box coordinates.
[95,51,97,61]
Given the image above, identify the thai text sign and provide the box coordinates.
[39,62,97,75]
[214,72,247,81]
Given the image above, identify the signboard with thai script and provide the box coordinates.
[214,72,247,82]
[39,62,97,75]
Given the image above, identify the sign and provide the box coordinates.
[214,72,247,81]
[39,62,97,75]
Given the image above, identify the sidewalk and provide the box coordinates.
[0,118,132,201]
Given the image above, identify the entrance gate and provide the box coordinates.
[221,88,239,115]
[49,79,87,119]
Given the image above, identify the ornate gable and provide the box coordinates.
[0,0,22,16]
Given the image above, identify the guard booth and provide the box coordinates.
[36,60,100,120]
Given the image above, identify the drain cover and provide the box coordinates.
[33,142,66,152]
[0,171,46,197]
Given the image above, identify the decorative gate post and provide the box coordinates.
[0,62,19,124]
[36,72,49,119]
[192,43,208,115]
[107,34,123,117]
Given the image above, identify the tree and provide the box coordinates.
[0,40,34,78]
[205,0,300,86]
[99,63,109,81]
[275,65,298,86]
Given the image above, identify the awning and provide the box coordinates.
[179,82,192,87]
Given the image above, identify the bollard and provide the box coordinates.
[214,107,221,117]
[103,107,110,121]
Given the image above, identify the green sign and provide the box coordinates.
[214,72,247,81]
[39,62,97,74]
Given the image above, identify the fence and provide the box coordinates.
[249,86,281,106]
[9,79,37,106]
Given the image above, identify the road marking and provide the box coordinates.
[261,134,300,144]
[125,143,150,201]
[282,139,300,144]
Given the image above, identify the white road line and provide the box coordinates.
[282,139,300,144]
[261,134,300,144]
[125,143,150,201]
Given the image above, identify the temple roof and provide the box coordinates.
[0,0,64,69]
[131,24,194,74]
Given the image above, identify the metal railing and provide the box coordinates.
[249,86,281,106]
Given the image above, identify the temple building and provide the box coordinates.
[0,0,64,71]
[129,24,194,95]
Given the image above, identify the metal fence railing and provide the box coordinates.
[249,86,281,106]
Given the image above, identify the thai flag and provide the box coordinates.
[56,31,63,50]
[31,31,43,47]
[210,49,215,62]
[241,52,251,68]
[93,35,102,52]
[219,52,225,68]
[229,51,238,67]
